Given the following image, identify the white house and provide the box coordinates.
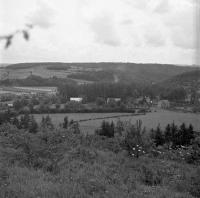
[107,98,121,103]
[7,102,14,108]
[70,97,83,103]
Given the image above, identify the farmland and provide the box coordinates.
[33,109,200,134]
[1,62,197,85]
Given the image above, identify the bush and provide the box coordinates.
[185,137,200,164]
[150,125,165,146]
[95,120,115,138]
[124,120,152,158]
[150,122,195,149]
[189,168,200,197]
[0,125,69,173]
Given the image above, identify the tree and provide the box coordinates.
[95,120,115,138]
[63,116,68,129]
[179,123,187,146]
[19,113,31,129]
[12,117,20,129]
[40,115,54,130]
[152,125,165,146]
[115,119,124,136]
[124,120,148,158]
[170,122,179,148]
[70,122,80,134]
[13,100,23,111]
[164,124,172,148]
[28,115,38,133]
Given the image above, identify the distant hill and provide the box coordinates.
[0,63,9,68]
[4,62,198,84]
[158,70,200,89]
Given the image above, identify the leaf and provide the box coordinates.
[22,30,29,41]
[5,36,13,49]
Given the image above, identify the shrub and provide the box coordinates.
[124,120,151,158]
[0,125,69,173]
[150,125,165,146]
[185,137,200,164]
[95,120,115,138]
[62,116,68,129]
[189,168,200,197]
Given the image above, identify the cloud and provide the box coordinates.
[0,0,197,65]
[170,27,195,49]
[121,19,133,25]
[154,0,170,13]
[89,15,121,46]
[28,1,55,29]
[144,26,165,47]
[166,6,196,49]
[130,0,149,10]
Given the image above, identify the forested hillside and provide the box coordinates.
[2,62,197,84]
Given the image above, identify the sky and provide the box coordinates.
[0,0,199,65]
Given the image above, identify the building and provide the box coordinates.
[0,87,58,96]
[145,96,152,104]
[70,97,83,103]
[185,94,192,103]
[135,97,144,104]
[157,100,170,109]
[7,102,14,108]
[107,98,121,103]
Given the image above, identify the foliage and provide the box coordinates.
[0,24,32,49]
[40,115,54,130]
[189,168,200,197]
[124,120,151,158]
[68,70,115,82]
[185,137,200,164]
[95,120,115,138]
[151,122,195,148]
[62,116,68,129]
[0,119,199,197]
[150,125,165,146]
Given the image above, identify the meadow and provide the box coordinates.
[34,109,200,134]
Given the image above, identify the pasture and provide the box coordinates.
[34,109,200,134]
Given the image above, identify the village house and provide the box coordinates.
[1,87,58,97]
[107,98,121,103]
[157,100,170,109]
[135,96,144,104]
[145,96,152,104]
[185,94,192,103]
[70,97,83,103]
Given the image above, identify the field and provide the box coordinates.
[34,109,200,134]
[1,62,196,85]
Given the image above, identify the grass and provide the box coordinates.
[0,150,198,198]
[0,126,199,198]
[33,110,200,134]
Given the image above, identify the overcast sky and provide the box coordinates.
[0,0,198,65]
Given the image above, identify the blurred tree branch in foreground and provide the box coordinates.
[0,24,33,49]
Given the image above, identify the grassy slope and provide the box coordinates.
[0,129,199,198]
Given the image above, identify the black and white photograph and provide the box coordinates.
[0,0,200,197]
